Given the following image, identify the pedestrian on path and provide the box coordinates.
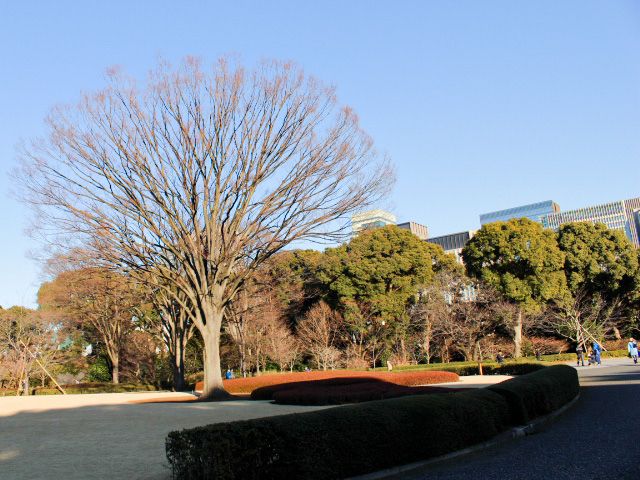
[592,341,602,365]
[628,338,638,364]
[576,344,585,366]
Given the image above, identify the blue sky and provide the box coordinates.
[1,1,639,308]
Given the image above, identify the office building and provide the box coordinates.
[427,230,476,264]
[479,200,560,226]
[351,210,397,235]
[397,221,429,240]
[541,197,640,247]
[351,210,429,240]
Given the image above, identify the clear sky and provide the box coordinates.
[1,1,639,308]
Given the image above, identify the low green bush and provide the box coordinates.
[488,365,579,425]
[167,364,580,479]
[378,360,546,375]
[33,383,159,395]
[166,388,511,480]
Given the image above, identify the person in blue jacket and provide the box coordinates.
[592,341,602,366]
[628,338,638,364]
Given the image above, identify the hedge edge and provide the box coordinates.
[166,365,579,480]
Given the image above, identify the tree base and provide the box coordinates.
[197,388,233,401]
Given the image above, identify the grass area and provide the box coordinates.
[32,383,161,395]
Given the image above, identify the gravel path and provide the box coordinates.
[397,358,640,480]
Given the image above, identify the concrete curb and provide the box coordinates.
[348,392,581,480]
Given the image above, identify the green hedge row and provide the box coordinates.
[33,383,159,395]
[379,360,547,375]
[488,365,579,424]
[436,362,546,376]
[166,365,578,479]
[537,349,627,362]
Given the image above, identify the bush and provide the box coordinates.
[88,357,112,382]
[376,360,546,376]
[167,364,580,479]
[196,370,458,395]
[427,362,546,377]
[32,382,159,395]
[252,377,462,405]
[488,365,579,424]
[166,388,511,480]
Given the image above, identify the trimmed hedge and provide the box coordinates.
[378,361,546,376]
[166,389,510,480]
[488,365,579,424]
[33,382,159,395]
[166,365,579,479]
[255,378,462,405]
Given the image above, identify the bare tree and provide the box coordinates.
[39,268,142,384]
[152,286,195,391]
[297,301,343,370]
[0,307,59,395]
[412,271,510,362]
[542,289,624,350]
[18,58,391,399]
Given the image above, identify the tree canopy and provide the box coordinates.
[463,218,568,310]
[557,222,639,298]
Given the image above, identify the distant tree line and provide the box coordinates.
[2,220,638,395]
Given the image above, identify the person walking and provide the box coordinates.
[576,344,585,366]
[592,341,602,366]
[628,338,638,365]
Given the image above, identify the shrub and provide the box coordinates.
[488,365,579,424]
[166,388,511,480]
[88,357,112,382]
[196,370,458,395]
[272,383,460,405]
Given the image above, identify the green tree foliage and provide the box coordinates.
[462,218,568,356]
[317,226,443,362]
[557,222,639,298]
[320,226,438,322]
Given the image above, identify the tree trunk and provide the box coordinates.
[171,339,186,392]
[514,308,523,358]
[199,303,230,400]
[112,359,119,384]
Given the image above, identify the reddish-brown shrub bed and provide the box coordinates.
[195,370,458,395]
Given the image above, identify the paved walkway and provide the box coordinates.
[396,357,640,480]
[0,392,329,479]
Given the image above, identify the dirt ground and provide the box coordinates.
[0,375,511,479]
[0,392,330,479]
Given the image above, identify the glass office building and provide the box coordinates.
[427,230,476,264]
[479,200,560,225]
[540,197,640,247]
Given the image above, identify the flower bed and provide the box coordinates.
[195,370,459,395]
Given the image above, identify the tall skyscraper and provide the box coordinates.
[479,200,560,225]
[540,197,640,247]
